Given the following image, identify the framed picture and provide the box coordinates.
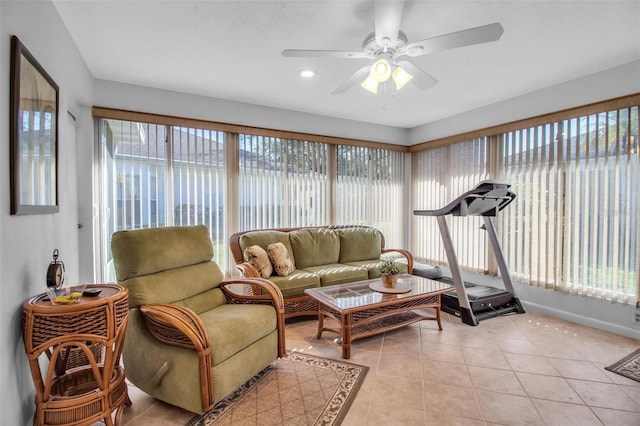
[10,35,59,214]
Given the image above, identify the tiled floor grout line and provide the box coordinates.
[506,316,569,424]
[417,322,430,425]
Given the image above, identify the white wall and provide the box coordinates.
[94,79,410,145]
[96,59,640,148]
[409,60,640,144]
[0,1,94,425]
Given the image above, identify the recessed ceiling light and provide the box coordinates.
[300,69,316,78]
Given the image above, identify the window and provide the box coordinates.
[411,138,489,272]
[99,119,225,279]
[411,103,639,305]
[171,126,225,243]
[97,114,407,279]
[336,146,407,247]
[498,107,638,303]
[95,98,637,305]
[105,121,167,232]
[239,135,328,230]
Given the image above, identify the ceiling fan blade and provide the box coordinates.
[282,49,369,59]
[397,60,438,90]
[374,0,405,47]
[331,65,371,94]
[403,22,504,57]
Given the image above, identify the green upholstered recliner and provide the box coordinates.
[110,225,285,414]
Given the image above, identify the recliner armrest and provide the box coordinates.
[220,278,286,358]
[139,304,210,352]
[139,303,214,412]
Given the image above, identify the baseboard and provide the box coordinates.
[432,265,640,340]
[522,301,640,340]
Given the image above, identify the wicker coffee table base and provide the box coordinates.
[315,294,443,359]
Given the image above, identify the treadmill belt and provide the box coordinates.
[438,279,515,313]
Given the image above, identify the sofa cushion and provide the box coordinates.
[244,245,273,278]
[267,242,295,277]
[289,228,340,269]
[267,270,321,298]
[337,227,382,263]
[301,264,369,286]
[238,230,296,266]
[199,303,277,366]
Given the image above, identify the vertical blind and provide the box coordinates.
[100,121,405,275]
[412,106,639,304]
[498,107,639,304]
[238,135,329,230]
[411,138,489,272]
[335,146,407,248]
[100,120,226,278]
[96,100,638,304]
[170,126,225,264]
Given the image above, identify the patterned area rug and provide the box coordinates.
[189,351,368,425]
[605,348,640,383]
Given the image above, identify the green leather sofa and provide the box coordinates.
[230,225,414,319]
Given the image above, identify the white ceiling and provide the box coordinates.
[52,0,640,129]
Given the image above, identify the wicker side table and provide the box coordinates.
[22,284,130,426]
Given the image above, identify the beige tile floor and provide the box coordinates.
[119,310,640,425]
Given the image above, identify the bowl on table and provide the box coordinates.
[45,285,87,305]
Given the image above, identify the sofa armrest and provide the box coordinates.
[382,248,414,274]
[220,278,286,358]
[236,262,261,278]
[139,303,214,411]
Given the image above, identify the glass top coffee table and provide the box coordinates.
[305,274,454,359]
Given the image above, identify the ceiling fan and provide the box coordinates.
[282,1,504,94]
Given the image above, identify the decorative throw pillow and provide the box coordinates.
[243,245,273,279]
[267,242,295,277]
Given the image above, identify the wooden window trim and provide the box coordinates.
[92,106,409,152]
[94,93,638,154]
[409,93,640,152]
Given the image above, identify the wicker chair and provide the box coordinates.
[111,225,285,414]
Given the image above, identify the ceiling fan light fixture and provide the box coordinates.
[361,75,379,94]
[391,65,413,90]
[283,2,504,96]
[370,58,391,83]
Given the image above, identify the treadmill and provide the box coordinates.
[413,180,525,326]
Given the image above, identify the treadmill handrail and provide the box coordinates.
[413,180,515,217]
